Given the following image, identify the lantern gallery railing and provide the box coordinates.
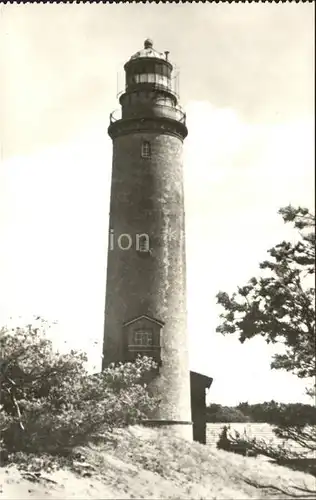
[109,109,122,122]
[109,104,186,125]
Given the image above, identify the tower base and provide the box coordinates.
[141,419,193,441]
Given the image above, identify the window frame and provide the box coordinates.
[133,330,153,347]
[137,234,150,252]
[141,141,151,159]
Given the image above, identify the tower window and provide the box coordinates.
[134,330,153,346]
[141,141,151,159]
[136,233,150,252]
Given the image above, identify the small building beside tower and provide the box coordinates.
[103,39,212,443]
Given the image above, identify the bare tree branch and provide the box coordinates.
[241,476,316,498]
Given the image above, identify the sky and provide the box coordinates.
[0,3,314,405]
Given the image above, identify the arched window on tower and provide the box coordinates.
[141,141,151,159]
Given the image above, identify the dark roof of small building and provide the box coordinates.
[190,370,213,388]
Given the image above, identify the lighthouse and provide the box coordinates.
[103,39,193,440]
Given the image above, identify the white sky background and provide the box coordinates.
[0,4,314,405]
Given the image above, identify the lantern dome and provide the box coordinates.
[130,39,167,61]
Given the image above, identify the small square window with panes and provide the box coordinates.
[133,330,153,346]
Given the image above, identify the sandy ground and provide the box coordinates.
[0,461,193,500]
[1,427,315,500]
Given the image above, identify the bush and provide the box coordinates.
[0,319,159,458]
[216,425,231,451]
[216,425,258,457]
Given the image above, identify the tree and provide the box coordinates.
[216,206,315,391]
[216,206,315,455]
[206,403,251,423]
[236,401,316,425]
[0,318,159,457]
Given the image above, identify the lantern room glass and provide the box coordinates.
[125,61,172,91]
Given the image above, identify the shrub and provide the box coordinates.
[0,319,159,458]
[216,425,258,457]
[216,425,231,451]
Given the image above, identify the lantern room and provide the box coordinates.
[124,39,174,95]
[120,39,179,105]
[109,39,187,139]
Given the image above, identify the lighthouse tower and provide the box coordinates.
[103,39,192,440]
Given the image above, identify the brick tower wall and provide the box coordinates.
[103,129,192,435]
